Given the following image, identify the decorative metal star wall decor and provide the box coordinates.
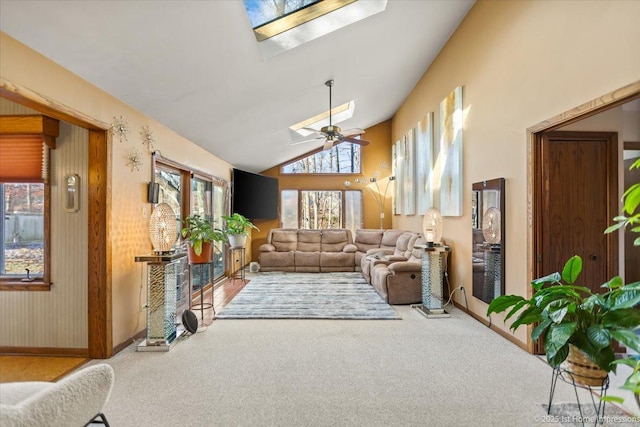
[140,125,156,151]
[126,147,143,172]
[111,115,130,143]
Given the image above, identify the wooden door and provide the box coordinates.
[536,131,618,293]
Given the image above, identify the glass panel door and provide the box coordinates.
[212,183,226,280]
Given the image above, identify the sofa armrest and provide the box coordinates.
[259,244,276,252]
[365,248,393,257]
[343,244,357,253]
[372,259,392,267]
[389,262,421,273]
[385,255,408,262]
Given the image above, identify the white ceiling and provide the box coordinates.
[0,0,474,173]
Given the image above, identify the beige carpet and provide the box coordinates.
[94,306,638,426]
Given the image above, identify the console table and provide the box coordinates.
[135,252,187,351]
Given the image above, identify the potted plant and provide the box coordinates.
[181,214,225,264]
[604,155,640,407]
[222,213,258,248]
[487,255,640,386]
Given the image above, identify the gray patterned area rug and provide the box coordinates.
[217,272,400,320]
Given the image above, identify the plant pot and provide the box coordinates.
[187,241,212,264]
[228,234,246,248]
[561,344,608,387]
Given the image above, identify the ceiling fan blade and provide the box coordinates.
[339,136,370,146]
[291,136,325,145]
[340,128,365,137]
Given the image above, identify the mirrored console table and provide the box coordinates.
[135,252,188,352]
[413,244,451,318]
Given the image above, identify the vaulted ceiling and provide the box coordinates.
[0,0,475,172]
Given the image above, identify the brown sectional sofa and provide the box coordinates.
[259,229,357,272]
[258,227,435,305]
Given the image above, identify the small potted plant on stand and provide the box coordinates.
[222,213,258,248]
[487,255,640,387]
[181,214,225,264]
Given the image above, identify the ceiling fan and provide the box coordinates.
[292,80,370,151]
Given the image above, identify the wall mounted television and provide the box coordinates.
[232,168,279,220]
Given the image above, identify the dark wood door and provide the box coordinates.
[536,131,618,293]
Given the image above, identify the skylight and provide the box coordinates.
[242,0,388,59]
[289,101,355,136]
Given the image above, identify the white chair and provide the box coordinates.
[0,363,114,427]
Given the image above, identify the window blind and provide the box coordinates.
[0,135,49,183]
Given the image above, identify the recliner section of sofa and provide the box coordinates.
[370,237,426,304]
[360,231,419,282]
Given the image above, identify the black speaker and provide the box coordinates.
[147,182,159,203]
[181,309,198,334]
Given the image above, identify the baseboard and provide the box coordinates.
[452,300,529,353]
[0,346,88,357]
[112,329,146,356]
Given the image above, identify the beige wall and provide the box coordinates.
[0,33,233,350]
[391,0,640,344]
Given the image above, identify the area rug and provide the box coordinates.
[541,403,639,426]
[216,272,400,319]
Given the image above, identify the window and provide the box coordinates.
[282,142,361,174]
[280,189,362,232]
[0,116,58,290]
[1,183,45,277]
[153,154,229,285]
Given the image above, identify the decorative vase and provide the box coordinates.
[187,241,212,264]
[561,344,608,387]
[228,234,246,248]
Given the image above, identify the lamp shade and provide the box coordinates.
[422,207,443,243]
[149,203,177,253]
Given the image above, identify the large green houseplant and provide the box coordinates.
[604,156,640,405]
[222,213,258,248]
[181,214,225,263]
[487,255,640,383]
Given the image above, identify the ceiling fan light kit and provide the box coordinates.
[292,79,371,150]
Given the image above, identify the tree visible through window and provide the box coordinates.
[282,142,361,174]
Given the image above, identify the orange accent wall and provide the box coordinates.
[250,120,392,261]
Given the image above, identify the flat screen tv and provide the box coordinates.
[232,168,278,220]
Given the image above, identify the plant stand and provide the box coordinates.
[229,246,246,284]
[190,261,215,326]
[547,366,609,427]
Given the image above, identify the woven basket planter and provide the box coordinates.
[560,344,608,387]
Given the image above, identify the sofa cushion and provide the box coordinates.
[297,230,321,252]
[393,233,418,258]
[321,230,350,252]
[271,229,298,252]
[354,229,384,253]
[380,229,406,249]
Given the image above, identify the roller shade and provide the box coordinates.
[0,135,50,183]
